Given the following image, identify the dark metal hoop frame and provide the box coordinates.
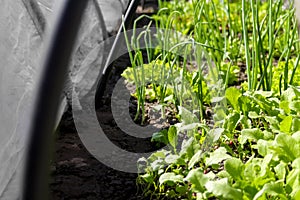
[23,1,88,199]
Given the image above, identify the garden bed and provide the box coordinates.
[120,0,300,199]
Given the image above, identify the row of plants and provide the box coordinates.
[121,0,300,199]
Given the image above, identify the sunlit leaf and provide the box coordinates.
[239,128,264,145]
[184,168,210,193]
[225,87,241,111]
[279,116,293,134]
[224,158,244,181]
[188,150,203,169]
[168,125,178,150]
[205,178,243,199]
[205,147,231,166]
[159,172,183,185]
[253,182,288,200]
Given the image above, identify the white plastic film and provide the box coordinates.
[0,0,128,198]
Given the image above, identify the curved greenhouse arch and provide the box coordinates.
[0,0,300,199]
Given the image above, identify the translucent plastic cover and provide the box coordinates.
[0,0,127,198]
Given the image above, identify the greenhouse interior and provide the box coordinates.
[0,0,300,199]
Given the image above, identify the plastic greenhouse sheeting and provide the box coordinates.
[0,0,128,198]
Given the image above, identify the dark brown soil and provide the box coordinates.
[49,56,145,200]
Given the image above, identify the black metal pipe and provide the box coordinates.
[23,1,88,199]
